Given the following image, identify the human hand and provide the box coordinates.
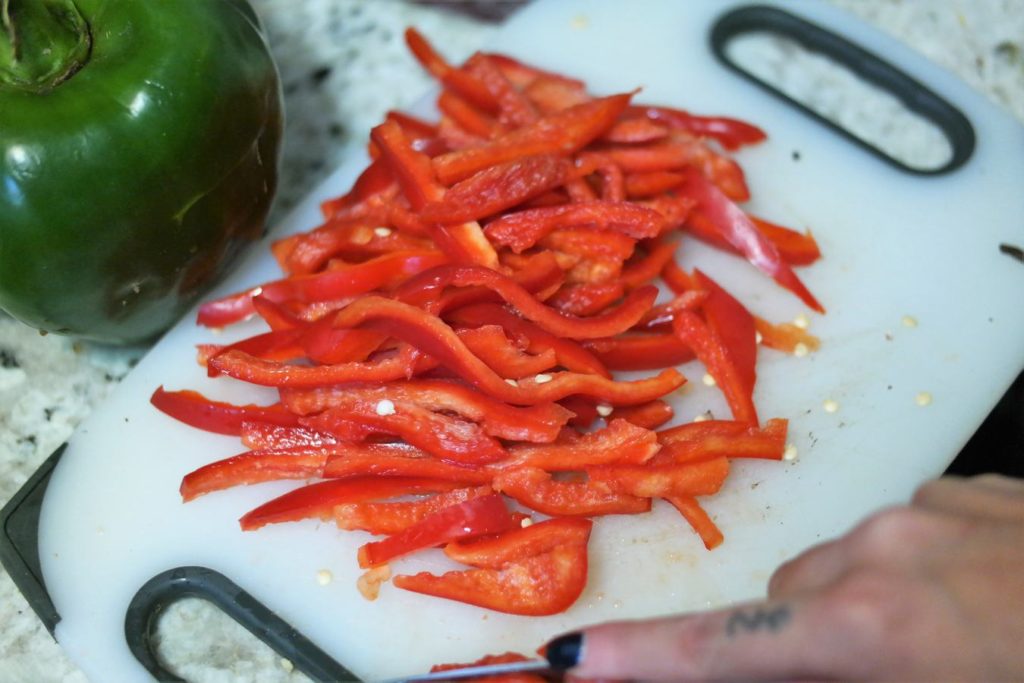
[549,474,1024,681]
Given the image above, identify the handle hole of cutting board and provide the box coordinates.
[710,5,975,175]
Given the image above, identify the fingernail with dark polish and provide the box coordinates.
[545,632,583,670]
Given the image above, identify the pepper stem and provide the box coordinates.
[0,0,90,93]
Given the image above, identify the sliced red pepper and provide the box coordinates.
[681,170,824,313]
[620,240,679,289]
[695,269,758,406]
[624,170,686,198]
[151,387,300,436]
[524,75,591,113]
[394,538,588,615]
[600,117,670,144]
[483,200,665,254]
[420,154,571,224]
[431,92,633,184]
[609,400,675,430]
[302,405,509,466]
[559,396,599,429]
[180,449,328,502]
[587,456,730,498]
[298,324,386,366]
[239,476,463,531]
[640,193,698,232]
[437,90,498,139]
[430,652,542,682]
[404,28,498,113]
[665,495,724,550]
[673,310,758,425]
[492,466,651,517]
[281,380,573,443]
[483,52,586,91]
[457,325,558,378]
[464,53,539,128]
[318,158,396,220]
[321,449,493,484]
[754,316,821,354]
[627,105,767,150]
[196,328,305,366]
[445,303,611,378]
[334,486,493,535]
[239,421,339,451]
[657,418,787,463]
[750,215,821,266]
[494,418,659,471]
[546,282,624,316]
[540,229,637,283]
[583,332,695,371]
[444,517,592,569]
[357,493,515,568]
[385,109,440,142]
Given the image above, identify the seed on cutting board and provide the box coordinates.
[793,313,810,329]
[375,399,396,416]
[915,391,933,406]
[702,373,716,387]
[793,342,810,357]
[902,315,919,328]
[316,569,333,586]
[755,331,764,344]
[783,444,798,461]
[822,398,839,413]
[596,403,614,417]
[280,659,294,673]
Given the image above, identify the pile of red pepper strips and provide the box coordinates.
[150,28,823,617]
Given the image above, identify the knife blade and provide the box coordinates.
[386,658,559,682]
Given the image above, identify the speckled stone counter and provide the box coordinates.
[1,1,1022,681]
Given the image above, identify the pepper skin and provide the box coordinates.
[0,0,283,342]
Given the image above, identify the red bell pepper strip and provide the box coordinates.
[385,109,439,142]
[301,404,509,466]
[357,493,515,568]
[196,328,305,366]
[582,332,696,371]
[539,229,637,282]
[695,269,758,404]
[559,395,599,429]
[665,495,724,550]
[619,240,680,289]
[443,517,592,569]
[640,193,698,232]
[750,216,821,266]
[587,456,730,498]
[445,303,611,379]
[196,250,446,328]
[657,418,787,463]
[419,154,572,224]
[318,158,396,219]
[681,170,824,313]
[464,53,539,128]
[239,476,463,531]
[334,486,493,536]
[280,380,574,444]
[626,105,767,150]
[457,325,558,378]
[239,421,339,451]
[321,449,493,484]
[180,449,328,502]
[394,541,588,616]
[404,28,498,113]
[483,200,666,253]
[430,652,543,681]
[492,467,651,517]
[601,117,670,144]
[493,418,659,471]
[437,90,498,139]
[482,52,586,91]
[624,170,686,198]
[524,75,591,114]
[431,92,634,184]
[609,400,675,430]
[546,282,624,316]
[151,387,300,436]
[601,136,750,202]
[673,310,759,425]
[394,266,657,340]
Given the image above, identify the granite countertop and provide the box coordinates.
[1,1,1022,681]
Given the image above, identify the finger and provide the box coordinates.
[567,598,851,681]
[912,475,1024,521]
[767,537,850,599]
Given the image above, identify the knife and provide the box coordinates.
[386,658,561,682]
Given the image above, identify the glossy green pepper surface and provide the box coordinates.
[0,0,283,343]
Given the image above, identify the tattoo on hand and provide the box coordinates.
[725,604,792,637]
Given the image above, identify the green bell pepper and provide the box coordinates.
[0,0,283,343]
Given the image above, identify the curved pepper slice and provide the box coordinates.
[239,421,339,451]
[493,419,659,471]
[151,386,300,436]
[457,325,558,378]
[239,476,463,531]
[681,170,824,313]
[546,282,624,316]
[358,493,515,568]
[587,456,730,498]
[695,269,758,407]
[609,400,675,430]
[492,466,651,517]
[302,405,508,465]
[657,418,787,463]
[483,200,665,254]
[665,495,724,550]
[465,53,539,128]
[626,105,767,150]
[321,450,493,485]
[620,240,681,290]
[335,486,493,535]
[583,333,695,371]
[431,92,634,184]
[444,517,592,569]
[404,28,498,113]
[396,265,656,340]
[394,535,589,615]
[180,449,328,502]
[282,380,573,444]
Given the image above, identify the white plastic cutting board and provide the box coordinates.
[38,1,1024,680]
